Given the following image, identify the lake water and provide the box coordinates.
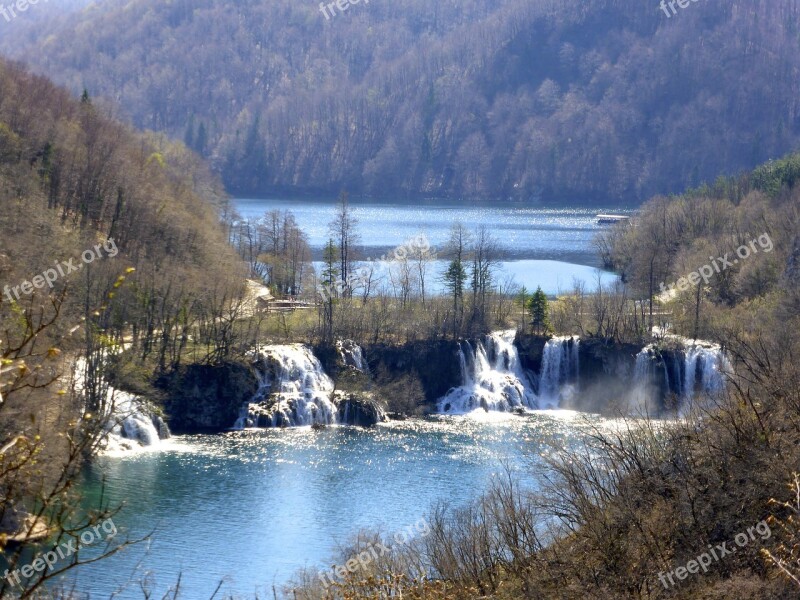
[39,199,634,598]
[235,198,630,295]
[63,412,619,598]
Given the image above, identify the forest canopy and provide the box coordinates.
[1,0,798,202]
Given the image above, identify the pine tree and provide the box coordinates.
[442,223,469,338]
[195,122,208,155]
[528,286,550,335]
[443,259,467,337]
[184,115,195,150]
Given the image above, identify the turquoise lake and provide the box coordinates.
[67,412,618,598]
[49,199,634,597]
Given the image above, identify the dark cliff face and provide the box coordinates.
[514,334,549,375]
[573,339,641,414]
[335,392,387,427]
[156,361,259,433]
[363,341,464,405]
[314,340,463,409]
[153,337,679,430]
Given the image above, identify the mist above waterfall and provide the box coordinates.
[629,338,733,415]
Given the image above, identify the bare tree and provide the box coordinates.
[329,191,360,299]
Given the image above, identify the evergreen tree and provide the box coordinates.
[184,115,195,150]
[442,223,470,337]
[528,286,550,335]
[195,121,208,154]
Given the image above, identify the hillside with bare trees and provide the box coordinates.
[1,0,798,202]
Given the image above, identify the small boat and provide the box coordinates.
[596,214,630,225]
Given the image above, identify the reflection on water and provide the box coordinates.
[66,412,622,597]
[235,198,633,266]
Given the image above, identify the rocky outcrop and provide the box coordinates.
[157,361,259,432]
[363,340,463,404]
[151,414,171,440]
[238,390,386,428]
[514,334,549,375]
[334,391,387,426]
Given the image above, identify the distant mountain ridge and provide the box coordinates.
[1,0,798,203]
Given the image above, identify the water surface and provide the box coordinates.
[67,412,616,598]
[235,198,628,295]
[235,198,631,265]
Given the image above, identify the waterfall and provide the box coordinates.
[682,342,732,402]
[72,357,169,452]
[630,338,732,412]
[337,340,369,374]
[106,391,168,451]
[235,345,338,428]
[629,345,669,413]
[438,330,537,414]
[538,336,580,408]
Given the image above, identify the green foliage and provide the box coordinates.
[528,286,550,335]
[751,153,800,197]
[0,122,21,164]
[443,259,467,300]
[321,239,340,292]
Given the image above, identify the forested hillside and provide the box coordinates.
[0,57,245,415]
[0,57,251,591]
[1,0,798,202]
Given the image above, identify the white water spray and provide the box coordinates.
[437,330,537,414]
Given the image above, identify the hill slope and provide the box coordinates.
[2,0,799,202]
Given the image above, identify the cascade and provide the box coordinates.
[438,330,537,414]
[106,391,168,450]
[235,345,338,428]
[72,357,168,451]
[682,342,731,401]
[337,340,369,374]
[538,336,580,408]
[630,338,732,411]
